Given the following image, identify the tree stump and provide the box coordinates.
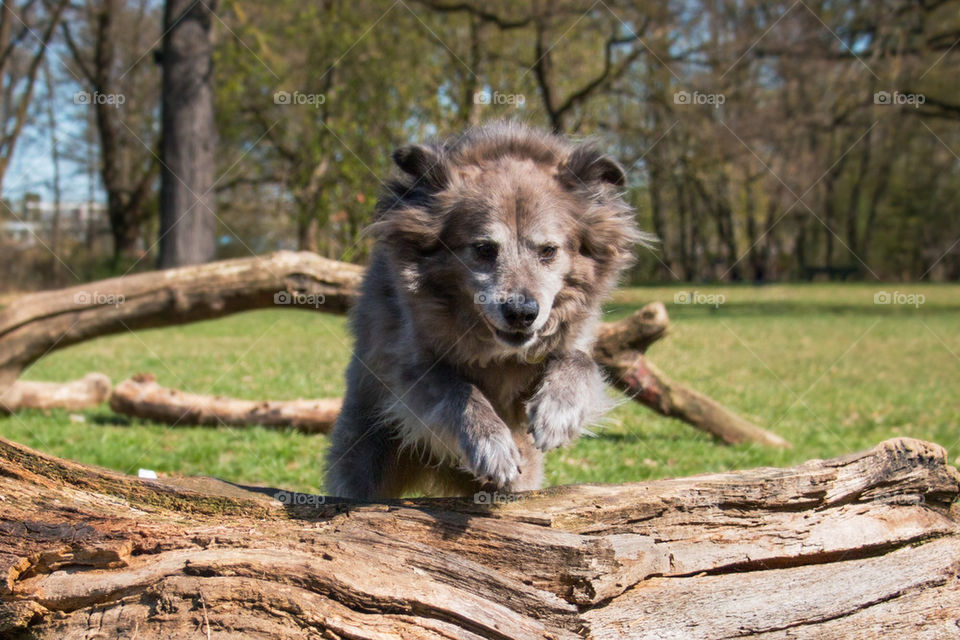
[1,436,957,638]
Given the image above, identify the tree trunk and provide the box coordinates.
[646,153,674,278]
[744,178,768,282]
[1,436,957,638]
[297,214,319,253]
[158,0,217,268]
[0,0,69,192]
[61,0,162,266]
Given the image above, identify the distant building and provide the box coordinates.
[1,195,110,248]
[0,220,41,246]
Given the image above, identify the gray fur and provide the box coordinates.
[325,122,650,499]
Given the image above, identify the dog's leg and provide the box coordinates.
[324,359,409,499]
[507,432,543,492]
[526,350,610,451]
[390,363,523,488]
[325,414,401,499]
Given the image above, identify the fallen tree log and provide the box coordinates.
[598,352,792,448]
[593,303,790,448]
[103,301,786,447]
[0,373,112,412]
[0,251,365,394]
[0,436,957,638]
[0,251,785,446]
[109,373,342,433]
[105,303,670,436]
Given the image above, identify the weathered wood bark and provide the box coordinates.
[1,373,111,412]
[0,251,365,396]
[0,436,957,638]
[109,373,341,433]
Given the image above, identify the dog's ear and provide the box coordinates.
[560,145,626,188]
[369,146,447,255]
[392,144,448,190]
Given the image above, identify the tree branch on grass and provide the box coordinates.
[0,252,786,447]
[109,373,341,433]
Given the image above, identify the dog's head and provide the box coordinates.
[372,123,651,362]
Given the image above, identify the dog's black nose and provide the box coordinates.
[501,297,539,329]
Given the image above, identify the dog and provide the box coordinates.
[325,122,649,499]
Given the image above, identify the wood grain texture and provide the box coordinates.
[0,436,956,638]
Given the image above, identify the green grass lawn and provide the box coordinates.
[3,283,959,494]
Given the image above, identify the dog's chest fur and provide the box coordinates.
[459,360,543,428]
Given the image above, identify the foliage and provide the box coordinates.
[6,0,959,281]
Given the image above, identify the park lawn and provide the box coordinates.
[2,283,958,495]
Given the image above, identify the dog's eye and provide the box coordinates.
[538,245,558,262]
[472,242,498,261]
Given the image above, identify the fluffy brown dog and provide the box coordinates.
[325,123,649,499]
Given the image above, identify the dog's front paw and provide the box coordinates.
[460,428,522,488]
[526,384,587,452]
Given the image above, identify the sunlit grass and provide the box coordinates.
[3,283,958,494]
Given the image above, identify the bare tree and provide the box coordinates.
[0,0,69,193]
[62,0,161,264]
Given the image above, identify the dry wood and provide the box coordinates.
[0,436,956,638]
[0,251,365,393]
[0,373,111,412]
[103,300,785,447]
[601,351,792,448]
[109,373,341,433]
[593,302,790,447]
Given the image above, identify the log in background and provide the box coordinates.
[0,251,788,448]
[1,436,958,639]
